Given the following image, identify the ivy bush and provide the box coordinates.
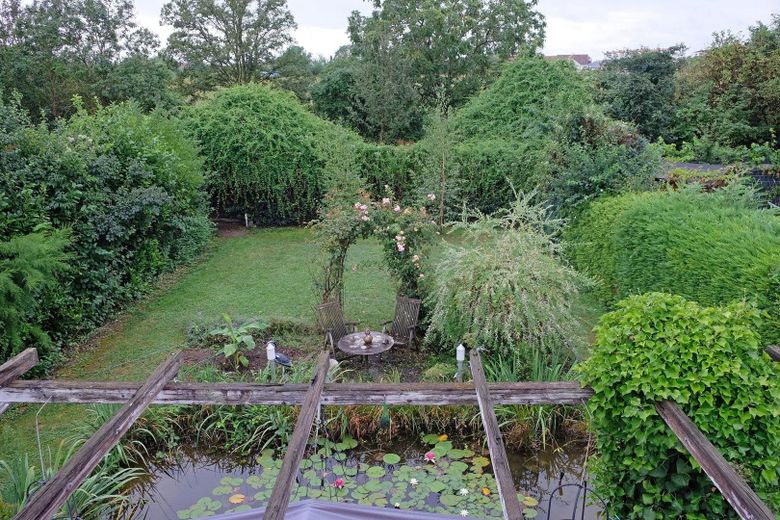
[567,186,780,344]
[412,57,660,217]
[425,194,588,356]
[577,292,779,518]
[0,97,211,368]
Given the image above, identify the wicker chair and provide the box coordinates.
[382,296,421,349]
[314,301,358,357]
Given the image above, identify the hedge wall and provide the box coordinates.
[567,188,780,344]
[0,98,211,370]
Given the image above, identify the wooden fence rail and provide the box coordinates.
[0,348,38,417]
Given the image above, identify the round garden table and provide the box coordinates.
[337,331,394,362]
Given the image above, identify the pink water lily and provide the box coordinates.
[334,478,345,489]
[424,451,436,464]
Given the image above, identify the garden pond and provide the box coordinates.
[124,435,605,519]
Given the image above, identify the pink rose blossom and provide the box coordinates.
[412,255,420,262]
[360,215,370,221]
[397,243,405,252]
[382,197,391,205]
[393,205,401,213]
[427,193,436,201]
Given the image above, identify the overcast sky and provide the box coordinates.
[134,0,778,60]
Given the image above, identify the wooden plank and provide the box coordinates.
[655,400,775,520]
[470,349,523,520]
[14,352,182,520]
[766,345,780,363]
[264,350,331,520]
[0,380,593,406]
[0,349,38,419]
[0,348,38,387]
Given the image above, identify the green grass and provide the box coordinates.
[0,227,396,464]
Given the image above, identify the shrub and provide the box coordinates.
[413,57,661,217]
[0,97,211,367]
[567,186,780,343]
[577,292,779,518]
[185,84,370,226]
[425,194,588,356]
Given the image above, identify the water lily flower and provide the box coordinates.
[459,488,469,496]
[394,502,400,509]
[334,478,345,489]
[424,451,436,463]
[459,510,469,517]
[410,478,419,486]
[427,193,436,201]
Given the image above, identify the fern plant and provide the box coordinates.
[0,228,70,365]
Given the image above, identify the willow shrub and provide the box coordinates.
[567,186,780,344]
[425,194,589,358]
[578,293,779,518]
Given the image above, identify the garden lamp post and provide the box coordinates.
[455,343,466,382]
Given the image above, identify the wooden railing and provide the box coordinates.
[2,345,776,520]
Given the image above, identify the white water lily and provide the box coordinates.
[459,510,469,517]
[458,488,469,496]
[409,478,419,486]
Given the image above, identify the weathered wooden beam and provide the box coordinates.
[766,345,780,363]
[14,352,182,520]
[655,400,775,520]
[0,348,38,387]
[0,380,593,406]
[470,349,523,520]
[0,348,38,418]
[264,350,331,520]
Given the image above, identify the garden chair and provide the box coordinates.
[382,296,421,349]
[314,301,358,358]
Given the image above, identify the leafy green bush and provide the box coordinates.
[186,84,369,226]
[567,186,780,343]
[0,97,211,367]
[425,194,588,356]
[0,230,70,369]
[577,292,779,518]
[412,57,661,217]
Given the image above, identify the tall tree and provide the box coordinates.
[348,0,545,109]
[161,0,296,86]
[271,45,318,102]
[596,45,685,142]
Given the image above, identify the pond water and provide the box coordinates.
[125,437,605,520]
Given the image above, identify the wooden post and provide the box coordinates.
[0,380,594,406]
[0,348,38,417]
[765,345,780,363]
[14,352,182,520]
[655,400,775,520]
[470,349,523,520]
[0,348,38,387]
[264,350,331,520]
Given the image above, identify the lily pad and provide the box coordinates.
[471,456,490,468]
[383,453,401,464]
[366,466,386,478]
[523,508,538,518]
[439,494,462,507]
[422,433,440,444]
[428,481,447,493]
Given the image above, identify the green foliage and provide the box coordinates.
[567,186,780,343]
[577,293,780,517]
[670,15,780,157]
[0,440,143,517]
[596,45,686,141]
[0,98,211,367]
[185,83,367,226]
[161,0,296,85]
[209,314,269,370]
[312,186,436,303]
[425,57,660,217]
[425,194,588,356]
[0,229,70,368]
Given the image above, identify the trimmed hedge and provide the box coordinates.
[578,292,779,518]
[0,98,211,369]
[567,188,780,343]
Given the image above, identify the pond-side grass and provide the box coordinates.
[0,227,396,465]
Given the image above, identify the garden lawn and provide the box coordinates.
[0,227,396,464]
